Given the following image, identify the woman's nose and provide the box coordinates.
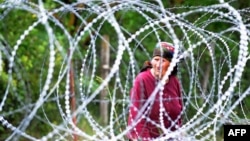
[156,61,162,67]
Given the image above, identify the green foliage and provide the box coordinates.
[183,0,218,6]
[0,1,250,140]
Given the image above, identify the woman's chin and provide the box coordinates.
[154,73,161,79]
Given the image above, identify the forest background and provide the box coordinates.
[0,0,250,140]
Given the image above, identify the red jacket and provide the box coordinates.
[127,69,183,140]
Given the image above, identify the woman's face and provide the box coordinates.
[151,56,170,80]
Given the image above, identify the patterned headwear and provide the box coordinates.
[153,42,175,61]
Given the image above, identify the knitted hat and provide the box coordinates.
[153,42,175,61]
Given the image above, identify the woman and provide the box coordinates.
[127,42,183,141]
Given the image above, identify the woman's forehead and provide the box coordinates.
[152,56,169,61]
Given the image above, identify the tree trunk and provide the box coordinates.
[70,61,78,141]
[100,35,110,125]
[202,43,214,96]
